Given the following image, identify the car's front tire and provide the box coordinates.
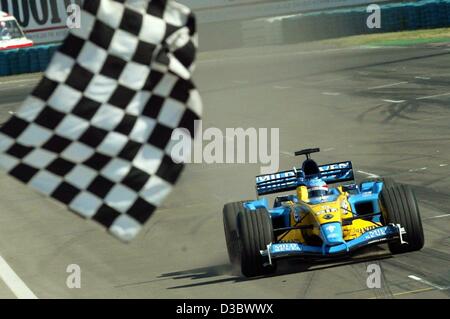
[237,208,276,277]
[223,201,249,265]
[379,184,424,254]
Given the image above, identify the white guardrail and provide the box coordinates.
[0,0,390,44]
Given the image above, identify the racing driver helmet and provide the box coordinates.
[306,178,329,199]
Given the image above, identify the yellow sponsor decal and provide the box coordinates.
[355,225,379,234]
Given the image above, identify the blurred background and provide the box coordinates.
[2,0,450,76]
[187,0,450,50]
[4,0,450,48]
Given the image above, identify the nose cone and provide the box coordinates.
[320,222,344,246]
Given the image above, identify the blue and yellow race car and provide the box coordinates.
[223,148,424,277]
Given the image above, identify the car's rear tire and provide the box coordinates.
[379,184,424,254]
[223,201,249,264]
[237,208,276,277]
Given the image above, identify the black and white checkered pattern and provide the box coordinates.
[0,0,202,241]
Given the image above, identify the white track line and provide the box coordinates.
[0,84,30,92]
[274,85,291,90]
[199,47,368,65]
[423,214,450,220]
[368,81,408,90]
[409,167,427,172]
[382,99,406,103]
[321,92,341,96]
[0,255,37,299]
[415,76,431,80]
[416,92,450,100]
[357,170,380,178]
[280,151,295,157]
[0,78,39,85]
[408,275,449,290]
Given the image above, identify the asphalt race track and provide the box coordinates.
[0,42,449,298]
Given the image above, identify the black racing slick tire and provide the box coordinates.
[223,201,249,264]
[379,184,424,254]
[378,177,397,189]
[237,208,276,278]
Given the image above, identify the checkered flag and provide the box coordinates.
[0,0,202,241]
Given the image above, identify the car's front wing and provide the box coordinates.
[261,224,406,263]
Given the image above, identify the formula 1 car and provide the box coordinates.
[223,148,424,277]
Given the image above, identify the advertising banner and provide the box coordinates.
[0,0,81,44]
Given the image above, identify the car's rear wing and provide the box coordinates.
[255,169,299,196]
[319,161,354,185]
[255,161,354,196]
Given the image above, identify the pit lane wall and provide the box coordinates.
[2,0,450,76]
[274,0,450,45]
[0,44,59,76]
[205,0,450,50]
[180,0,393,24]
[0,0,389,45]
